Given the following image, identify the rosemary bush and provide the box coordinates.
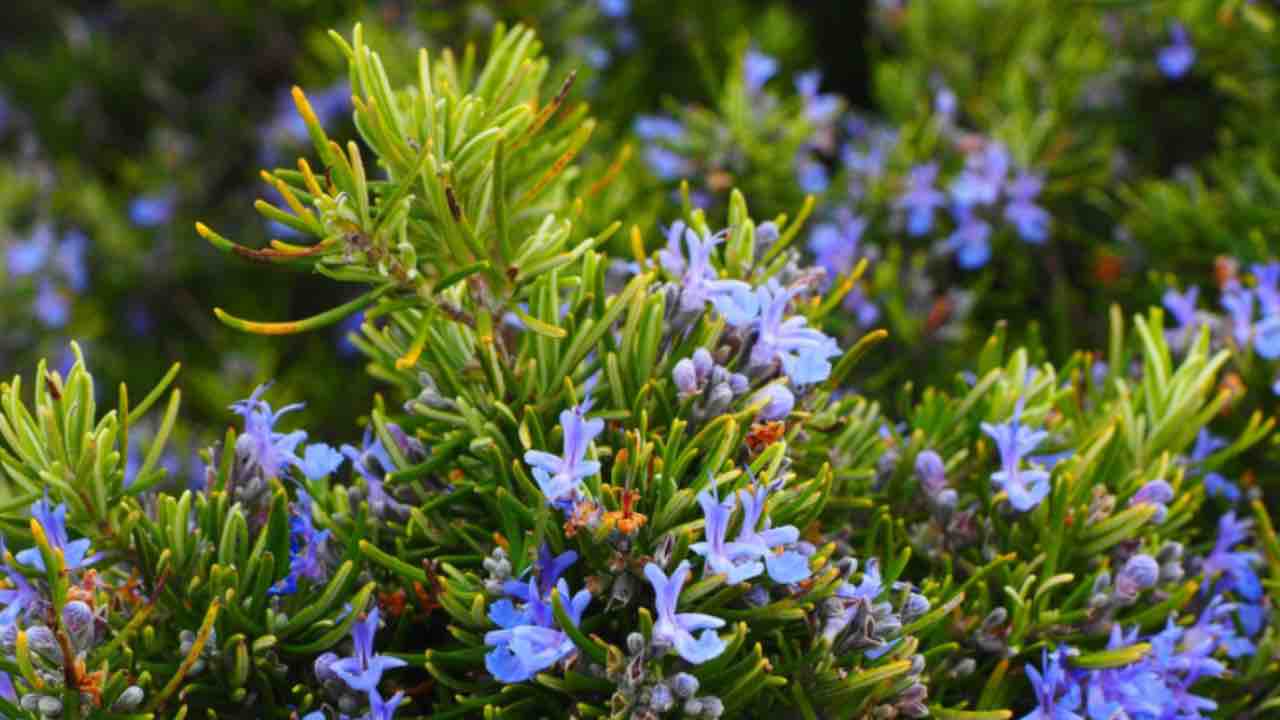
[0,14,1277,720]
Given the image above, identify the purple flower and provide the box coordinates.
[597,0,629,18]
[1003,172,1051,244]
[1255,314,1280,359]
[1022,648,1082,720]
[636,116,691,180]
[524,390,604,511]
[946,206,992,270]
[796,156,830,193]
[1220,285,1254,348]
[752,384,794,421]
[368,688,406,720]
[1128,479,1174,523]
[824,558,884,641]
[1202,511,1262,602]
[743,49,778,95]
[690,482,763,585]
[1204,472,1241,502]
[935,86,958,119]
[129,192,177,228]
[330,607,407,693]
[34,280,70,328]
[56,230,89,292]
[635,115,685,142]
[1253,262,1280,315]
[270,490,331,596]
[644,561,727,664]
[950,142,1009,208]
[746,281,842,385]
[735,482,809,583]
[300,443,345,480]
[795,70,840,124]
[16,495,100,572]
[231,384,307,479]
[342,429,408,518]
[658,221,758,325]
[6,224,54,276]
[896,163,947,237]
[809,208,868,281]
[1162,285,1201,351]
[0,541,41,626]
[1158,23,1195,80]
[981,399,1051,512]
[485,552,591,685]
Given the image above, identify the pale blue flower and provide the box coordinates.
[896,163,947,237]
[330,607,407,693]
[16,495,99,572]
[524,388,604,511]
[981,399,1051,511]
[644,560,727,664]
[746,281,842,384]
[690,482,763,585]
[231,384,307,479]
[735,483,809,583]
[301,443,345,480]
[743,49,778,94]
[1157,23,1195,79]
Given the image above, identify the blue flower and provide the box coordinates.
[796,156,830,193]
[743,49,778,95]
[1157,22,1195,80]
[597,0,629,18]
[485,569,591,683]
[1253,262,1280,316]
[0,541,41,626]
[269,491,331,596]
[34,279,70,328]
[807,208,879,324]
[129,192,177,228]
[1003,172,1051,244]
[658,221,757,324]
[1202,511,1262,603]
[6,223,53,276]
[56,229,89,293]
[981,399,1051,512]
[367,688,406,720]
[896,163,947,237]
[746,281,842,385]
[1162,285,1201,351]
[231,384,308,479]
[752,384,794,421]
[950,142,1009,208]
[1220,285,1254,348]
[795,70,840,124]
[301,443,345,480]
[1021,648,1082,720]
[946,206,992,270]
[524,387,604,511]
[330,607,407,693]
[690,481,762,584]
[342,429,408,518]
[1255,313,1280,359]
[16,495,99,572]
[503,543,579,605]
[644,560,727,664]
[735,482,810,583]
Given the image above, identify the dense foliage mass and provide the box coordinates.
[1,2,1278,719]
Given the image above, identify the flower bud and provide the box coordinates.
[671,672,700,698]
[692,348,714,379]
[63,600,95,652]
[914,450,946,495]
[728,373,749,395]
[704,383,734,417]
[111,686,145,711]
[902,593,930,622]
[701,696,724,718]
[1114,553,1159,600]
[673,358,700,396]
[314,651,340,683]
[649,683,675,712]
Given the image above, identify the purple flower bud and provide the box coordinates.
[673,358,700,396]
[1129,479,1174,523]
[728,373,749,395]
[62,601,95,652]
[1115,553,1159,599]
[754,384,795,421]
[671,672,700,698]
[649,683,675,712]
[315,651,340,683]
[692,348,714,378]
[914,450,947,495]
